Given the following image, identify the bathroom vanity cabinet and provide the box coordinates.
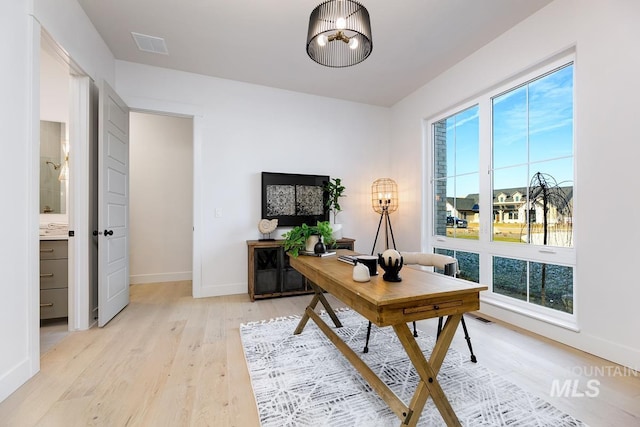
[40,239,68,320]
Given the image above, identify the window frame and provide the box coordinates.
[424,52,577,329]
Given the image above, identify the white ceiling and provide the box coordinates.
[76,0,553,107]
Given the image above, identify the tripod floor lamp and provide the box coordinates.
[370,178,398,255]
[365,178,402,353]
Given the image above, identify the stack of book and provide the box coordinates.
[299,251,336,257]
[337,254,358,265]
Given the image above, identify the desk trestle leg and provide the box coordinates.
[293,283,342,335]
[305,309,411,422]
[393,315,463,427]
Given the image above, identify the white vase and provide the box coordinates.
[305,235,320,252]
[352,263,370,282]
[332,223,343,240]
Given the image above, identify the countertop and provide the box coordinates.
[39,232,69,240]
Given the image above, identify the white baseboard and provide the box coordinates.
[0,358,34,403]
[479,304,640,371]
[195,281,246,298]
[574,334,640,372]
[129,271,192,285]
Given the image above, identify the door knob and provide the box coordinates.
[104,229,114,236]
[92,230,99,236]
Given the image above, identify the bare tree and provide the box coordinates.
[527,172,573,305]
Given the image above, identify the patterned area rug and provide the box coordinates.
[240,309,586,427]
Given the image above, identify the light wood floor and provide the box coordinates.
[1,281,638,426]
[40,319,70,356]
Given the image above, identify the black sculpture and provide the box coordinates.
[378,250,403,282]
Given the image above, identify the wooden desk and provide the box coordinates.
[290,250,488,427]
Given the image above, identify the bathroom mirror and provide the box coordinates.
[40,120,67,214]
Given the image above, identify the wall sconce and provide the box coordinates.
[58,140,69,181]
[58,154,68,181]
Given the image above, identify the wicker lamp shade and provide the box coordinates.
[371,178,398,214]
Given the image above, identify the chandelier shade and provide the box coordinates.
[306,0,373,68]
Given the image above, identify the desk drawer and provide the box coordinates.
[40,259,68,289]
[403,300,463,315]
[378,293,481,326]
[40,288,68,319]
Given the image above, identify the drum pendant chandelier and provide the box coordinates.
[306,0,373,68]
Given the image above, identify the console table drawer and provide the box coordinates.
[40,259,68,289]
[40,289,68,320]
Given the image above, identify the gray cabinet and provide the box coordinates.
[40,240,68,319]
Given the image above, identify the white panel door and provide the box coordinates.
[98,80,130,327]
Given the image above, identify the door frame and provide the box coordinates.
[68,74,93,330]
[40,30,94,331]
[31,27,94,364]
[27,15,41,373]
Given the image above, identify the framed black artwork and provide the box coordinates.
[261,172,329,226]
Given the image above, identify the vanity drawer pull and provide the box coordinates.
[40,248,55,253]
[40,273,54,278]
[40,303,54,307]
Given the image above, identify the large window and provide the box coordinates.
[493,257,574,313]
[429,57,575,322]
[492,63,574,247]
[432,105,479,240]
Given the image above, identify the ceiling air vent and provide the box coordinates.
[131,32,169,55]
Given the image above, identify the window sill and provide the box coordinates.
[480,293,580,332]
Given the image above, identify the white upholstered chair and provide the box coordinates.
[362,252,477,363]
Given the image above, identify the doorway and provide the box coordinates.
[129,112,194,286]
[39,34,73,353]
[38,29,99,353]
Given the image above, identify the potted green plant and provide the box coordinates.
[282,221,335,257]
[325,177,346,239]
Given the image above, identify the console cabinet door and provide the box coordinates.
[254,247,280,295]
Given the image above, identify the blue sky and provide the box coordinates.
[442,64,574,197]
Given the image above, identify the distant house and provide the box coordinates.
[447,186,573,225]
[446,196,479,223]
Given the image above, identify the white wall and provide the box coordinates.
[129,112,193,284]
[390,0,640,369]
[40,47,69,124]
[115,61,391,297]
[34,0,115,87]
[0,0,116,402]
[0,0,36,404]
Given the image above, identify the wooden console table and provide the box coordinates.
[290,250,487,426]
[247,238,355,301]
